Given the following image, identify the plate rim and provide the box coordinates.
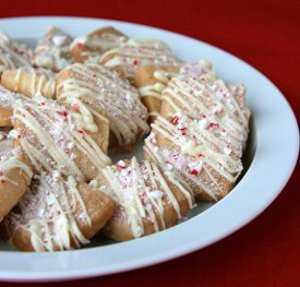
[0,16,298,282]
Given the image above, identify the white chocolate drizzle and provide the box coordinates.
[139,69,178,101]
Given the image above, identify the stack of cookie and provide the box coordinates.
[0,25,250,252]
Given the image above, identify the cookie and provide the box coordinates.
[144,62,250,200]
[0,130,33,222]
[56,63,149,147]
[1,67,56,99]
[12,96,111,182]
[100,39,180,84]
[0,31,31,73]
[32,26,73,72]
[71,26,128,63]
[3,172,115,251]
[160,61,250,148]
[0,84,21,127]
[91,157,194,241]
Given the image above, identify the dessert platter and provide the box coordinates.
[0,17,298,282]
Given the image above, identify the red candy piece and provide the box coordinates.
[57,110,68,117]
[170,116,179,125]
[117,160,126,169]
[190,169,199,176]
[209,123,219,128]
[141,198,147,206]
[72,103,79,111]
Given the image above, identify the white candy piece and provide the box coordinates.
[199,118,209,129]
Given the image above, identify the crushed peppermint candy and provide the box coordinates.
[52,35,68,47]
[212,105,223,114]
[150,190,163,200]
[199,118,209,129]
[188,161,203,175]
[223,147,232,155]
[170,116,179,125]
[71,103,79,111]
[117,160,126,169]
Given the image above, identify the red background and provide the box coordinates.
[0,0,299,286]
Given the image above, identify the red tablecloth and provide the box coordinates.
[0,0,299,286]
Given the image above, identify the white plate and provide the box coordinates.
[0,16,298,282]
